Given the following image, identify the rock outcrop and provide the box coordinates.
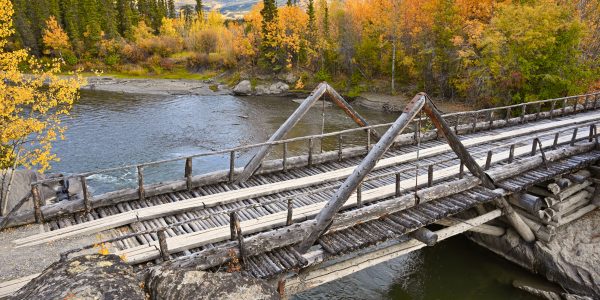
[10,254,144,300]
[233,80,253,96]
[145,263,279,300]
[233,81,289,96]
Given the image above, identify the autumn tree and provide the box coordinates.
[42,16,71,58]
[0,0,84,215]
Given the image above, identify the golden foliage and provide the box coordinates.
[0,0,85,181]
[42,16,71,55]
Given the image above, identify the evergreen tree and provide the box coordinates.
[79,0,102,54]
[168,0,176,18]
[259,0,280,69]
[307,0,316,43]
[99,0,119,39]
[11,0,37,52]
[117,0,134,38]
[195,0,203,13]
[59,0,81,50]
[286,0,292,7]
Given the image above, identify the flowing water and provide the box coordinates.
[50,90,543,299]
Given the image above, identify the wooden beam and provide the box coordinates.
[297,93,427,253]
[235,83,328,183]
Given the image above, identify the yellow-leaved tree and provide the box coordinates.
[0,0,85,215]
[42,16,71,57]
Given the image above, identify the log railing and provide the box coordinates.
[15,90,600,225]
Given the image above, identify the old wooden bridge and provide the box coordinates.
[1,84,600,297]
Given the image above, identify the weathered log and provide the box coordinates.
[235,83,328,183]
[434,218,505,236]
[544,181,592,204]
[508,193,543,214]
[558,204,597,226]
[566,170,591,184]
[297,93,427,253]
[518,213,556,243]
[544,178,571,195]
[409,227,438,246]
[550,190,590,213]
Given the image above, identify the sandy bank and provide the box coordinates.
[82,76,233,96]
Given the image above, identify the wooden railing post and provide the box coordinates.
[553,133,559,149]
[550,100,556,118]
[281,143,288,173]
[395,173,401,196]
[459,160,464,179]
[80,176,91,213]
[571,128,578,146]
[356,183,363,208]
[427,165,433,187]
[185,157,193,191]
[337,134,343,161]
[31,184,43,224]
[158,229,170,261]
[230,212,238,241]
[366,128,371,151]
[137,166,145,201]
[485,151,493,170]
[520,103,526,123]
[229,151,235,182]
[308,138,314,166]
[508,145,515,163]
[286,199,293,226]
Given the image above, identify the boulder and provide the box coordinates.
[254,84,270,95]
[269,82,289,94]
[10,254,144,300]
[233,80,252,96]
[146,264,279,300]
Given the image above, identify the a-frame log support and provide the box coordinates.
[297,93,535,253]
[235,83,381,184]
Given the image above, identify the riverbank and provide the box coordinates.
[82,76,233,96]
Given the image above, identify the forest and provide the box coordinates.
[6,0,600,106]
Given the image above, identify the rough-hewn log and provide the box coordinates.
[558,204,597,226]
[434,218,505,236]
[235,83,328,183]
[297,93,427,253]
[518,214,556,243]
[508,193,543,214]
[325,85,381,142]
[410,228,438,246]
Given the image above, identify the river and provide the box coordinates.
[50,90,543,299]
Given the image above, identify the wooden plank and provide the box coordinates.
[0,273,40,298]
[13,114,600,247]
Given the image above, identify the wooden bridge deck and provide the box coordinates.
[2,93,600,297]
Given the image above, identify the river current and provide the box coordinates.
[50,90,542,299]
